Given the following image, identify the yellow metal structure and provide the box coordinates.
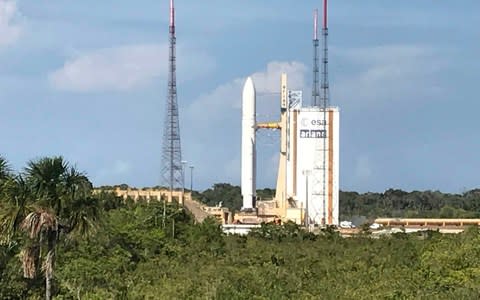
[256,122,281,129]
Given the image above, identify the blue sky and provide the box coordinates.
[1,0,479,193]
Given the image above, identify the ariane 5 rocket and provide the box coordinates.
[241,77,256,210]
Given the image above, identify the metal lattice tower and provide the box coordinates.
[310,0,330,225]
[311,9,320,107]
[161,0,183,192]
[320,0,330,109]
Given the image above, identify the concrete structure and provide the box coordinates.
[222,224,261,235]
[94,187,231,224]
[94,187,191,205]
[203,206,232,224]
[241,77,256,210]
[374,218,480,228]
[183,196,210,223]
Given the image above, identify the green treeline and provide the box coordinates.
[3,203,480,298]
[3,157,480,299]
[341,189,480,219]
[197,183,480,220]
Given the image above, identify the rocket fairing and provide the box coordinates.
[241,77,256,210]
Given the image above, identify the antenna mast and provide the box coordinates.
[310,0,330,226]
[320,0,330,224]
[311,9,320,107]
[161,0,183,203]
[321,0,330,108]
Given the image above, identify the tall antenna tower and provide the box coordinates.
[161,0,183,194]
[311,9,320,107]
[310,0,330,225]
[320,0,330,108]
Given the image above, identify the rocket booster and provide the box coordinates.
[241,77,256,210]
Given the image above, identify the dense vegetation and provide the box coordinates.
[196,183,480,220]
[3,156,480,299]
[340,189,480,219]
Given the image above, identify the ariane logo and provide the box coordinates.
[300,129,326,138]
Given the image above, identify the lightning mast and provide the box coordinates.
[311,9,320,107]
[310,0,330,225]
[320,0,330,224]
[161,0,183,204]
[321,0,330,108]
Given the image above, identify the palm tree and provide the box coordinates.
[0,175,31,245]
[0,156,99,300]
[0,155,12,206]
[0,156,24,245]
[0,156,11,181]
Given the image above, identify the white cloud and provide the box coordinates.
[187,61,306,127]
[251,61,306,94]
[0,0,22,47]
[48,44,215,92]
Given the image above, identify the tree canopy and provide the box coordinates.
[2,155,480,299]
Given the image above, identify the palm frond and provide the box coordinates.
[20,245,39,279]
[67,197,100,237]
[0,205,22,243]
[42,249,55,279]
[0,155,12,180]
[21,210,57,239]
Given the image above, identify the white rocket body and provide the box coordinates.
[241,77,256,210]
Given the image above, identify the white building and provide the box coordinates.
[270,74,340,226]
[287,107,340,225]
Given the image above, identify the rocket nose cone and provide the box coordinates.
[243,76,255,94]
[242,76,256,116]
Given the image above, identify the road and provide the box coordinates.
[183,197,210,223]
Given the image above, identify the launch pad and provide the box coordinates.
[236,1,339,226]
[236,73,340,226]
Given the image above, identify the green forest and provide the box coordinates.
[3,156,480,299]
[197,183,480,220]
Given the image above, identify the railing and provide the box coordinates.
[374,218,480,227]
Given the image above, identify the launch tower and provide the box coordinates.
[237,1,339,226]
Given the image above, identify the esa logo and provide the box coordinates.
[301,118,326,126]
